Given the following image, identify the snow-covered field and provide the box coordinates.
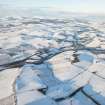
[0,16,105,105]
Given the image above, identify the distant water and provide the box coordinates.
[0,6,105,22]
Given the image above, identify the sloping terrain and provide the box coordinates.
[0,17,105,105]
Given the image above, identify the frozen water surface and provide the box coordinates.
[0,15,105,105]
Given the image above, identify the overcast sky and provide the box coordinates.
[0,0,105,14]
